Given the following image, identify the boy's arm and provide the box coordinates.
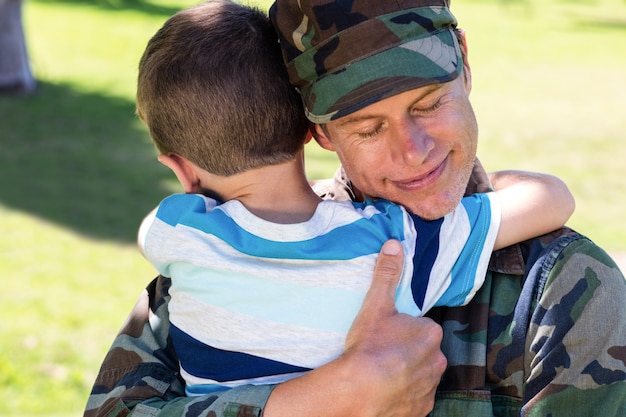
[490,170,575,250]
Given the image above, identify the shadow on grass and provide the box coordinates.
[33,0,184,16]
[0,81,175,243]
[574,17,626,31]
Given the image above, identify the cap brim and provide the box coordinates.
[302,28,462,124]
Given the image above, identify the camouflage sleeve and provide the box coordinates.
[522,237,626,416]
[84,275,275,417]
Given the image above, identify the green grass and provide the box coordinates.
[0,0,624,415]
[458,0,626,251]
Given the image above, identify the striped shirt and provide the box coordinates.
[139,193,500,395]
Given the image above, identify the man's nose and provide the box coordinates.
[388,117,434,166]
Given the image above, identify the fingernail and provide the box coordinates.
[382,240,401,255]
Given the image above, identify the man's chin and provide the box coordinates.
[401,196,460,220]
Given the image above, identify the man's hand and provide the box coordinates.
[265,240,446,417]
[343,239,447,417]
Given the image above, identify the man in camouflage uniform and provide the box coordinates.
[84,0,626,416]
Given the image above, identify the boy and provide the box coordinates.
[135,0,574,396]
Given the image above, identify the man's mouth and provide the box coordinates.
[391,156,447,191]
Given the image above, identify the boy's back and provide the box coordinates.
[140,192,499,394]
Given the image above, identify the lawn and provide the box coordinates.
[1,0,624,415]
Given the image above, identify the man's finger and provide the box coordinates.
[359,239,404,318]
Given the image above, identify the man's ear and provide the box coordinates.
[304,128,313,144]
[310,123,336,151]
[158,153,201,193]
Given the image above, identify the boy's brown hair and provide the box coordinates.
[137,0,309,176]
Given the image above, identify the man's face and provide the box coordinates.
[313,74,477,220]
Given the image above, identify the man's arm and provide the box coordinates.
[84,241,446,417]
[83,275,258,417]
[522,236,626,416]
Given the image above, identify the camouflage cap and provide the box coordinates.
[269,0,462,123]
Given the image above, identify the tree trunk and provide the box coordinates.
[0,0,36,94]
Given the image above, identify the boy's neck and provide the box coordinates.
[200,156,323,224]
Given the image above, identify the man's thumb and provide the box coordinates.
[360,239,404,316]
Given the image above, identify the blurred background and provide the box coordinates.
[0,0,624,415]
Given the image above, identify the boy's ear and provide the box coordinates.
[158,153,201,193]
[310,123,335,151]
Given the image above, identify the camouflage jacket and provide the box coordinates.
[84,164,626,417]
